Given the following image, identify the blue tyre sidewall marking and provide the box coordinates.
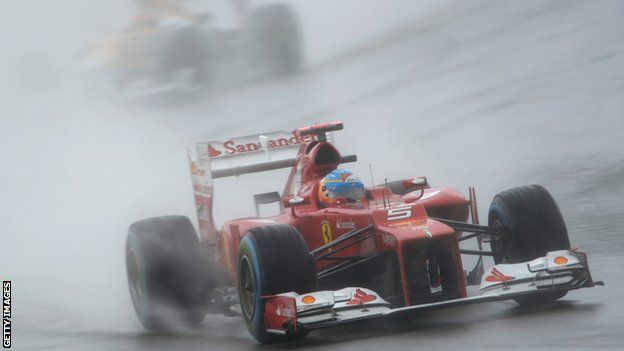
[241,235,264,336]
[489,202,512,262]
[489,203,509,225]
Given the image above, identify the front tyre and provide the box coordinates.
[160,26,211,87]
[126,216,213,331]
[488,185,571,305]
[237,225,316,343]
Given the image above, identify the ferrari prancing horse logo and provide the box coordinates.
[321,221,333,244]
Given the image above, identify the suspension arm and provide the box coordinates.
[310,224,374,256]
[431,217,510,237]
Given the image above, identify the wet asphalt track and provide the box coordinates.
[2,0,624,350]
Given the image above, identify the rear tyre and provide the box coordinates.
[488,185,570,305]
[237,225,316,343]
[126,216,214,331]
[246,3,302,76]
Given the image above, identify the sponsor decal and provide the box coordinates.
[346,288,377,305]
[321,221,333,244]
[386,219,433,238]
[336,218,356,230]
[485,268,514,282]
[207,144,222,157]
[276,303,295,318]
[3,281,10,349]
[387,219,421,227]
[301,295,316,304]
[553,256,568,265]
[205,132,314,159]
[193,184,212,195]
[190,161,199,174]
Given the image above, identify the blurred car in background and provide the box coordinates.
[80,0,302,99]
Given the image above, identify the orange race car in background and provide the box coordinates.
[82,0,301,98]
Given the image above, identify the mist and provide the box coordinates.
[1,0,623,349]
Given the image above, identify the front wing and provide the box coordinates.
[263,250,601,335]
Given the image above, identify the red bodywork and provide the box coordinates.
[192,122,473,307]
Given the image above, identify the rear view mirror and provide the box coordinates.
[412,177,428,187]
[288,196,306,206]
[285,193,311,207]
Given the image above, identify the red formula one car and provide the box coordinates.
[125,121,602,342]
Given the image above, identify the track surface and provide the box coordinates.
[2,0,623,350]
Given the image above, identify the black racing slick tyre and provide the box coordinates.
[488,185,571,305]
[246,3,302,75]
[237,225,316,343]
[160,26,210,85]
[126,216,213,331]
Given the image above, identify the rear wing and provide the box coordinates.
[188,130,343,242]
[191,131,318,180]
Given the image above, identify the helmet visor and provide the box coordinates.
[332,187,365,203]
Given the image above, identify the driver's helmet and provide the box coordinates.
[318,169,366,207]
